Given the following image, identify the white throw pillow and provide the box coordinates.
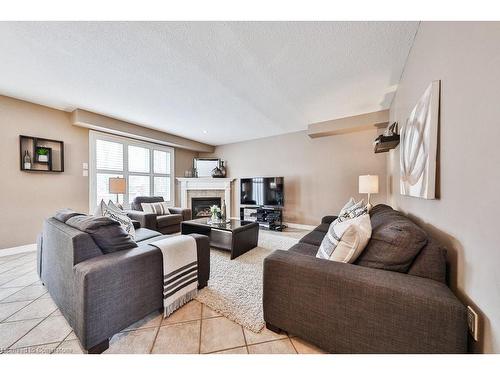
[328,214,372,263]
[103,201,136,239]
[141,202,170,215]
[317,211,371,261]
[93,199,108,217]
[339,197,356,216]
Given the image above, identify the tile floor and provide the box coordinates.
[0,247,325,354]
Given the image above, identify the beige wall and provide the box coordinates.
[202,129,387,225]
[174,147,198,206]
[387,22,500,353]
[0,95,89,249]
[0,95,199,249]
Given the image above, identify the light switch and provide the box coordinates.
[83,162,88,170]
[83,170,89,177]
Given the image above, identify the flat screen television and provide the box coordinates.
[240,177,284,207]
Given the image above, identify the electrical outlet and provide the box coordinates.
[82,162,88,170]
[467,306,479,341]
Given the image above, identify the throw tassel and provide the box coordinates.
[164,289,198,317]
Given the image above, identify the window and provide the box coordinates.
[89,131,175,211]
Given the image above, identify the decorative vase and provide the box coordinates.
[39,154,49,162]
[211,166,223,178]
[221,200,227,220]
[211,213,219,223]
[219,160,227,177]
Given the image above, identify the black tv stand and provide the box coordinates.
[240,206,283,231]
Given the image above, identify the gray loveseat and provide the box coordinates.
[126,196,191,234]
[37,213,210,353]
[263,204,468,353]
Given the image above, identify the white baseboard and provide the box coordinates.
[0,244,36,257]
[283,222,316,230]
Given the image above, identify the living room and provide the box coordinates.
[1,1,499,372]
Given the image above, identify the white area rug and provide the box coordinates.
[195,230,301,332]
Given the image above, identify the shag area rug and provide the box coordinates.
[195,230,300,332]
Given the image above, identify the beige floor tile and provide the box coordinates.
[162,300,201,325]
[244,326,287,345]
[105,327,158,354]
[54,339,85,354]
[4,342,60,354]
[1,272,40,288]
[65,331,78,340]
[200,316,246,353]
[290,337,327,354]
[6,297,57,322]
[11,315,72,348]
[211,346,248,354]
[0,318,42,348]
[50,309,63,317]
[152,321,200,354]
[201,304,222,319]
[0,300,32,321]
[248,338,297,354]
[0,287,24,301]
[2,285,48,303]
[123,311,163,331]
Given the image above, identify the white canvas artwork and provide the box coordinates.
[400,80,440,199]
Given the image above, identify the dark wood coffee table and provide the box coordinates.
[181,218,259,259]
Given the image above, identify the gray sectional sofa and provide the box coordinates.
[37,212,209,353]
[263,204,468,353]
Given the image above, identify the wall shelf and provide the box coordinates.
[20,135,64,173]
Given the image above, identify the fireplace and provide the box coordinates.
[191,197,221,219]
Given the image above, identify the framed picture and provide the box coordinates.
[400,80,440,199]
[193,158,220,177]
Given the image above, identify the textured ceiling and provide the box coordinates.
[0,22,418,145]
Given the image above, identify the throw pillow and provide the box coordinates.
[141,202,170,215]
[316,213,371,261]
[328,214,372,263]
[340,199,367,220]
[103,201,136,239]
[355,212,428,273]
[54,208,85,223]
[93,199,108,217]
[338,197,356,216]
[66,215,137,254]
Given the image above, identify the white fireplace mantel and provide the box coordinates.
[176,177,234,216]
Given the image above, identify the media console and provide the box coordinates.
[240,206,284,231]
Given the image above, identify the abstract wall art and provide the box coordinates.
[400,80,440,199]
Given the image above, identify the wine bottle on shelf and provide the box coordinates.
[23,150,32,170]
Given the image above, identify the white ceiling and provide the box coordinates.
[0,22,418,146]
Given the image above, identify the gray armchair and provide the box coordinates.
[126,196,191,234]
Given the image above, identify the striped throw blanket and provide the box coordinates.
[150,235,198,317]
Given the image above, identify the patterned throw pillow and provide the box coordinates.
[339,197,356,216]
[103,201,136,240]
[141,202,170,215]
[316,200,368,260]
[327,214,372,263]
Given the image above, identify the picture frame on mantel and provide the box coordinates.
[193,157,220,177]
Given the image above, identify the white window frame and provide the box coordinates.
[89,130,175,211]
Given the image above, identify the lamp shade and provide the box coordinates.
[359,175,379,194]
[109,177,126,194]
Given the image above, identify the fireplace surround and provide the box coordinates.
[177,177,234,219]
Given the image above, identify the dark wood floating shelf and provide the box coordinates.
[20,135,64,173]
[374,134,400,153]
